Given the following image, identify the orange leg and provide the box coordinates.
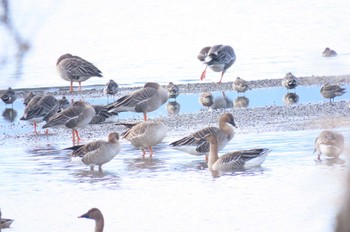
[218,71,225,83]
[148,146,153,158]
[143,112,148,121]
[45,129,49,135]
[200,66,207,81]
[70,80,73,93]
[33,122,38,134]
[74,129,81,142]
[72,130,76,144]
[141,149,146,157]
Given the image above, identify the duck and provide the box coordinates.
[322,47,337,57]
[198,45,236,83]
[314,130,344,160]
[320,83,346,104]
[169,113,236,157]
[66,132,121,172]
[283,92,299,105]
[56,53,103,93]
[204,133,270,174]
[103,79,119,99]
[79,208,104,232]
[167,82,180,99]
[1,87,16,106]
[20,95,59,134]
[107,82,168,121]
[0,208,14,229]
[281,72,298,90]
[42,101,95,143]
[232,77,249,95]
[121,121,168,157]
[199,91,214,109]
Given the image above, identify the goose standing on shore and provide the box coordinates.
[197,45,236,83]
[67,132,121,172]
[79,208,104,232]
[107,82,168,121]
[1,87,16,107]
[204,133,270,175]
[56,53,103,93]
[169,113,236,158]
[232,77,249,95]
[121,121,168,157]
[314,130,344,160]
[20,95,59,134]
[42,101,95,143]
[322,47,337,57]
[320,83,346,104]
[281,72,298,91]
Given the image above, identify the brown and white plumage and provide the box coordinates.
[42,101,95,143]
[281,72,298,90]
[232,77,249,94]
[79,208,104,232]
[107,82,168,121]
[56,53,103,93]
[169,113,236,156]
[67,132,121,171]
[320,83,346,104]
[314,130,344,160]
[204,133,270,174]
[121,121,168,157]
[198,45,236,83]
[322,47,337,57]
[1,87,16,106]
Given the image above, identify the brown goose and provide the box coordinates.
[56,53,103,93]
[198,45,236,83]
[107,82,168,121]
[314,130,344,160]
[79,208,104,232]
[320,83,346,104]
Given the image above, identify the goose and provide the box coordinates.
[89,105,118,124]
[79,208,104,232]
[42,101,95,143]
[20,95,59,134]
[67,132,121,171]
[232,77,249,95]
[281,72,298,90]
[56,53,103,93]
[199,91,214,109]
[107,82,168,121]
[204,133,270,174]
[198,45,236,83]
[322,47,337,57]
[320,83,346,104]
[103,79,119,99]
[23,91,35,106]
[169,113,236,156]
[314,130,344,160]
[121,121,168,157]
[167,82,180,99]
[1,87,16,106]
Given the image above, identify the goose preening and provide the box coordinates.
[42,101,95,143]
[322,47,337,57]
[107,82,168,121]
[281,72,298,91]
[314,130,344,160]
[121,121,168,157]
[232,77,249,95]
[169,113,236,157]
[79,208,104,232]
[1,87,16,107]
[204,133,270,175]
[0,208,14,229]
[320,83,346,105]
[197,45,236,83]
[66,132,121,172]
[56,53,103,93]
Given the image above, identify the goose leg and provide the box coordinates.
[218,71,225,83]
[74,129,81,142]
[33,122,38,134]
[200,66,207,81]
[143,113,148,121]
[148,147,153,158]
[70,80,73,93]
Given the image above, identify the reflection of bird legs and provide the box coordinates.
[200,66,207,81]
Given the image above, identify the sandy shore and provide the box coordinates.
[1,75,349,145]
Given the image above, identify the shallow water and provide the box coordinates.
[0,128,349,232]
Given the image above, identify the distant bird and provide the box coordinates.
[1,87,16,106]
[20,95,59,134]
[198,45,236,83]
[23,92,35,106]
[120,121,168,157]
[66,132,121,172]
[0,208,14,229]
[322,47,337,57]
[199,91,214,109]
[320,83,346,104]
[42,101,95,143]
[56,53,103,93]
[89,105,118,124]
[314,130,344,160]
[281,72,298,90]
[169,113,236,157]
[103,79,119,98]
[107,82,168,121]
[204,133,270,175]
[79,208,104,232]
[232,77,249,94]
[167,82,180,99]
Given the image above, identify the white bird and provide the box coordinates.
[314,130,344,160]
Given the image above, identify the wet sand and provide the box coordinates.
[1,75,350,146]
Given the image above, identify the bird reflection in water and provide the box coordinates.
[211,91,233,109]
[2,108,17,122]
[166,101,180,115]
[283,92,299,105]
[234,96,249,108]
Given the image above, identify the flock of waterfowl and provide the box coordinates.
[0,45,348,231]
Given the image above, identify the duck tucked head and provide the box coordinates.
[108,132,120,143]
